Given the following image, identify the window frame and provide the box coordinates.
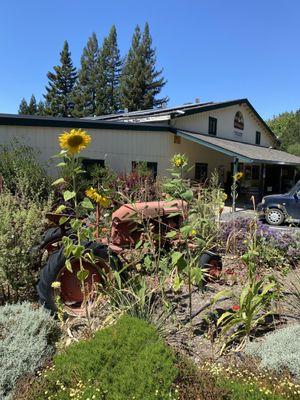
[255,131,261,145]
[208,116,217,136]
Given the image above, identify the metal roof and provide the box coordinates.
[177,130,300,165]
[86,98,279,145]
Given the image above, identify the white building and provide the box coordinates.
[1,98,300,198]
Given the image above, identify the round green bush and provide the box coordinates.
[28,315,178,400]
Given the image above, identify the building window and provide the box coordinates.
[208,117,217,135]
[195,163,208,182]
[256,131,261,145]
[234,111,244,130]
[132,161,158,178]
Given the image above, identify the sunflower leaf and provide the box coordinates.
[52,177,65,186]
[63,190,76,201]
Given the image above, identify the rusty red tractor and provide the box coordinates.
[37,200,222,314]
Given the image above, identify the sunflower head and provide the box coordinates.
[59,129,91,155]
[171,154,188,168]
[85,187,111,208]
[233,171,243,181]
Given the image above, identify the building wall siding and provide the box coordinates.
[171,104,275,147]
[0,125,233,179]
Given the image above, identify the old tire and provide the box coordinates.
[37,243,120,313]
[199,251,222,280]
[265,208,284,226]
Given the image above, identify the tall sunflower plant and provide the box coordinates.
[52,129,111,305]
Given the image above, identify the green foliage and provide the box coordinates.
[72,33,99,117]
[245,324,300,378]
[0,192,48,301]
[0,302,59,400]
[96,25,122,115]
[120,23,167,111]
[267,110,300,155]
[27,316,178,400]
[0,140,51,200]
[44,40,77,117]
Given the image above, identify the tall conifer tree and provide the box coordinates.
[18,98,29,114]
[120,23,167,111]
[95,25,122,115]
[28,95,37,114]
[72,33,99,117]
[44,41,77,117]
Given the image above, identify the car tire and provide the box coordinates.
[265,208,284,226]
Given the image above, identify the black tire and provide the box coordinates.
[199,251,222,280]
[265,208,284,226]
[37,242,121,312]
[39,227,73,250]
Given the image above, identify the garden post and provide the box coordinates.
[232,157,239,212]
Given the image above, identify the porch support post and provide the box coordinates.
[232,157,239,213]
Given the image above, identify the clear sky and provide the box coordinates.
[0,0,299,119]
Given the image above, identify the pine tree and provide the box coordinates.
[18,98,29,114]
[141,22,167,109]
[95,25,122,115]
[120,25,144,112]
[44,41,77,117]
[37,101,46,116]
[120,23,167,111]
[28,95,37,114]
[72,33,99,117]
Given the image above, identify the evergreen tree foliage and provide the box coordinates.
[28,95,37,114]
[72,33,99,117]
[120,23,167,111]
[267,109,300,155]
[44,41,77,117]
[37,101,46,116]
[95,25,122,115]
[18,98,29,114]
[141,22,167,109]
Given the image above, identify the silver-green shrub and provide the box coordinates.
[245,324,300,378]
[0,302,59,399]
[0,192,48,301]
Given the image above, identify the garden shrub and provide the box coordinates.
[0,192,48,301]
[245,324,300,378]
[0,139,51,201]
[26,315,178,400]
[0,302,59,400]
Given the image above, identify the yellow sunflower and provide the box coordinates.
[233,171,243,181]
[85,187,111,208]
[171,154,188,168]
[59,129,91,155]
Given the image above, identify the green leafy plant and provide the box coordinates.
[0,192,48,302]
[0,302,59,400]
[0,139,51,201]
[25,315,178,400]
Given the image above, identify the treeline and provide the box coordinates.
[19,23,167,117]
[267,110,300,156]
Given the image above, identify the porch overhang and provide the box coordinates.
[176,130,300,166]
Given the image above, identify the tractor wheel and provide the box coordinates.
[37,243,121,315]
[199,251,222,280]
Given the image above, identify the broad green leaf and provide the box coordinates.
[166,230,177,239]
[65,259,73,273]
[81,197,94,210]
[171,251,184,266]
[54,204,66,214]
[56,162,67,167]
[59,216,69,225]
[211,289,232,305]
[52,177,65,186]
[63,190,76,201]
[114,271,122,289]
[72,245,85,258]
[181,189,193,201]
[77,269,89,282]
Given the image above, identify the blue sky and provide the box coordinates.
[0,0,299,119]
